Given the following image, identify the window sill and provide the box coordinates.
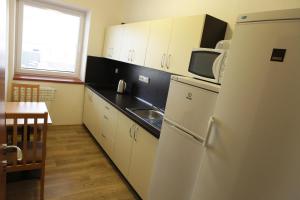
[13,74,84,85]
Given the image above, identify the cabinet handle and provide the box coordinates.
[128,50,132,62]
[166,54,171,69]
[101,133,106,138]
[105,106,110,110]
[104,115,108,120]
[129,124,135,138]
[108,48,112,58]
[131,49,135,63]
[111,48,114,57]
[161,53,166,68]
[133,126,139,142]
[88,94,93,102]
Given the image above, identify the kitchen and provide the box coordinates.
[0,0,300,200]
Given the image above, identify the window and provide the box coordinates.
[16,0,87,78]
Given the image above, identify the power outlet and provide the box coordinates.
[139,75,150,84]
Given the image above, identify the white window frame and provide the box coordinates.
[15,0,87,78]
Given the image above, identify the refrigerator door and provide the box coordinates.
[191,14,300,200]
[148,119,204,200]
[164,77,219,138]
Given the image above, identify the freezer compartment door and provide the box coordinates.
[148,120,204,200]
[165,79,218,137]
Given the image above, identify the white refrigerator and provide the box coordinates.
[191,9,300,200]
[148,75,220,200]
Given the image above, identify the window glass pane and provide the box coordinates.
[21,4,81,73]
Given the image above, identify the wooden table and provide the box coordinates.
[5,102,52,125]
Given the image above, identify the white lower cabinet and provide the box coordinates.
[83,87,118,158]
[95,95,118,158]
[128,126,158,199]
[113,113,134,177]
[83,87,158,199]
[113,112,158,200]
[83,87,101,139]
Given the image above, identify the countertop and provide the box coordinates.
[86,84,161,138]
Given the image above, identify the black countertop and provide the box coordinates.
[86,84,161,138]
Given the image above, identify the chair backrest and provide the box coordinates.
[5,112,48,172]
[11,83,40,102]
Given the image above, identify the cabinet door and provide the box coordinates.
[103,25,124,60]
[120,22,150,66]
[131,22,150,66]
[83,87,91,128]
[145,19,172,70]
[167,15,205,75]
[93,95,105,144]
[83,88,98,137]
[129,126,158,199]
[99,103,118,157]
[113,113,134,178]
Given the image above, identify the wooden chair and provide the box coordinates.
[11,83,40,102]
[5,112,48,200]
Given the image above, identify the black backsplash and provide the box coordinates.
[85,56,172,110]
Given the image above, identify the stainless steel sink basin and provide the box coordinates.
[132,109,164,120]
[126,107,164,130]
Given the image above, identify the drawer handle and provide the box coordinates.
[104,115,109,120]
[101,133,106,138]
[105,106,110,110]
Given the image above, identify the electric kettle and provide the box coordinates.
[117,80,126,94]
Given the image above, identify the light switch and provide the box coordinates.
[139,75,150,84]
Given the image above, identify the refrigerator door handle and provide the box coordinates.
[204,116,215,147]
[164,118,205,143]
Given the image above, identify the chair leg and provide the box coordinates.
[40,167,45,200]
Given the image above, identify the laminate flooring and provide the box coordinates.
[7,125,137,200]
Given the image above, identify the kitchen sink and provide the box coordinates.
[126,108,164,130]
[132,109,164,120]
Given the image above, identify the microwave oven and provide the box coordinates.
[188,48,226,84]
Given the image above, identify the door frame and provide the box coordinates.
[0,0,8,198]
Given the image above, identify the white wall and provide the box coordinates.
[63,0,124,57]
[121,0,300,38]
[11,80,84,125]
[7,0,124,125]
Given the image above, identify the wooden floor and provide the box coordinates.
[7,125,138,200]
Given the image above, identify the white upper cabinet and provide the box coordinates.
[145,15,206,75]
[120,22,150,66]
[167,15,205,75]
[145,18,173,70]
[102,15,227,76]
[103,25,124,60]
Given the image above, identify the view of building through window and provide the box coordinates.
[20,3,82,74]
